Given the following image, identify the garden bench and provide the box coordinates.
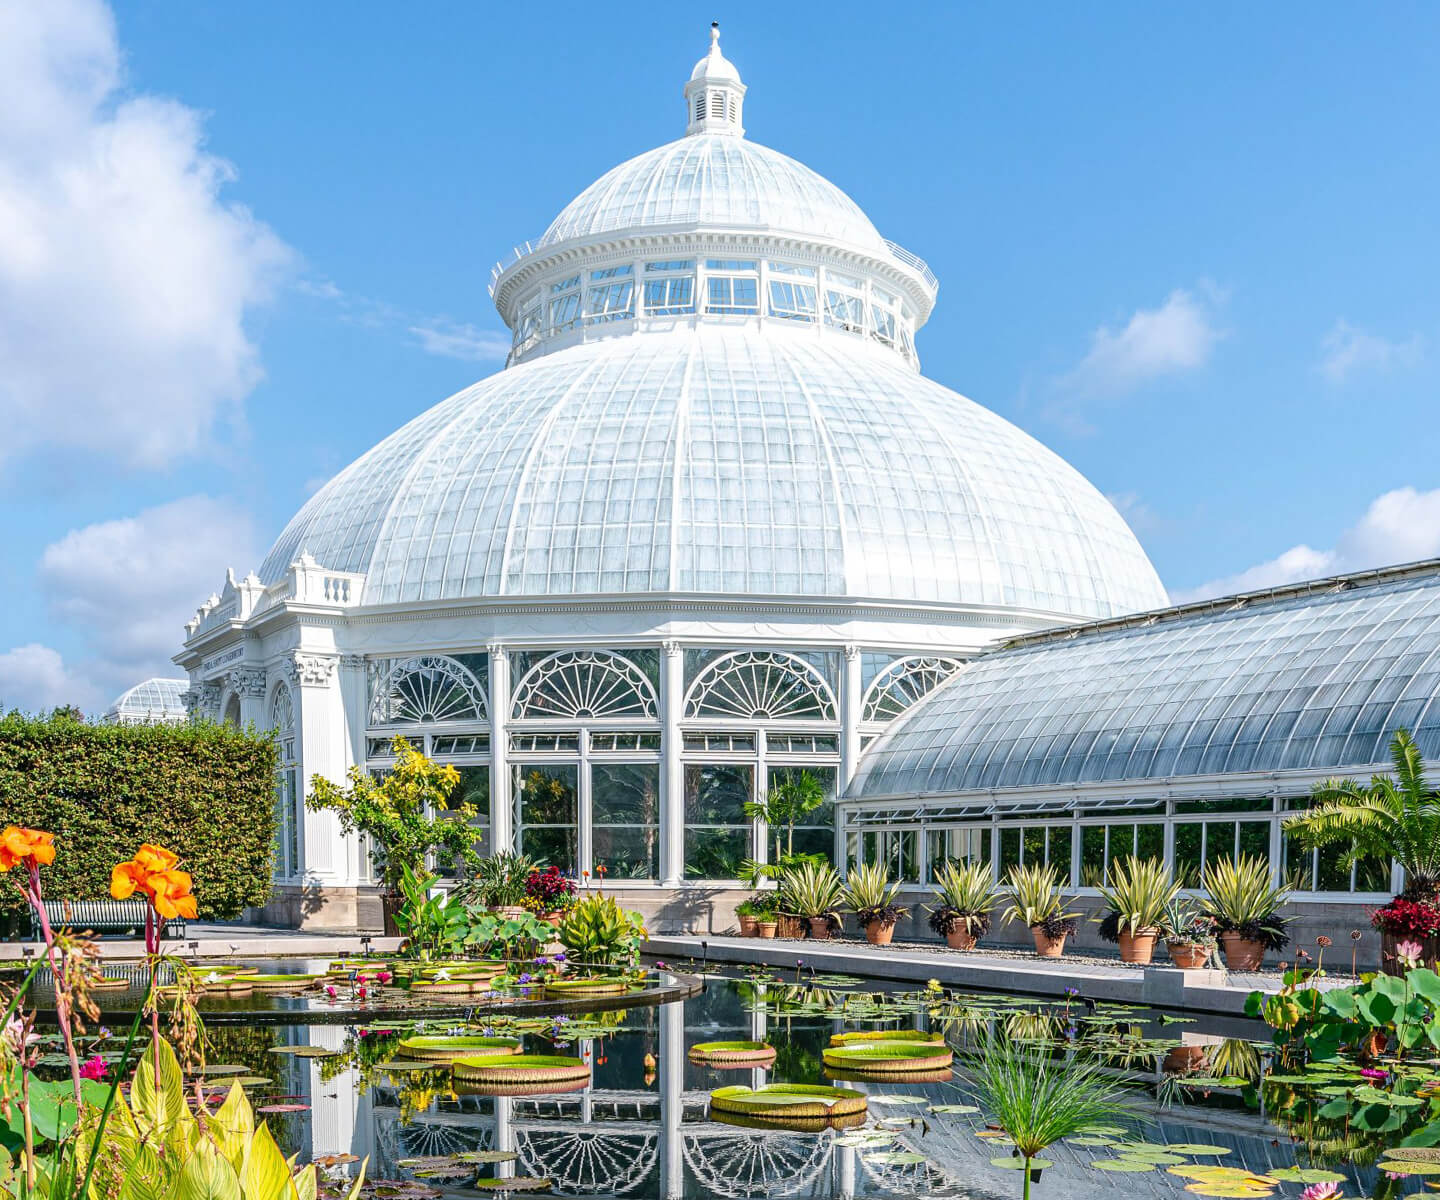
[31,899,186,939]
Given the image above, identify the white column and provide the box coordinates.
[288,652,349,885]
[661,641,685,887]
[228,666,268,728]
[838,644,862,873]
[489,644,513,853]
[338,655,369,881]
[578,729,593,876]
[659,998,684,1200]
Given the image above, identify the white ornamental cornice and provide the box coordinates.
[339,653,367,671]
[225,667,268,699]
[283,652,339,688]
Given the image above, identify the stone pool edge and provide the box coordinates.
[645,935,1277,1016]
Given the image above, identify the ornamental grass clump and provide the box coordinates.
[1093,856,1180,963]
[841,862,906,942]
[1001,863,1080,955]
[926,860,999,947]
[1202,854,1292,968]
[778,860,844,934]
[965,1034,1134,1200]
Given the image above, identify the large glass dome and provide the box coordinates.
[260,325,1165,616]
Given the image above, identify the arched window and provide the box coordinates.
[369,655,487,725]
[684,651,836,721]
[511,650,657,720]
[861,655,966,723]
[270,685,301,879]
[222,695,242,728]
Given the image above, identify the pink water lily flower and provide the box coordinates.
[79,1054,107,1081]
[1298,1182,1342,1200]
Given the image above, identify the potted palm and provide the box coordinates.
[1160,895,1218,968]
[779,860,843,940]
[1093,855,1180,964]
[926,861,998,950]
[842,861,907,945]
[1001,863,1080,958]
[459,850,539,918]
[1201,854,1291,971]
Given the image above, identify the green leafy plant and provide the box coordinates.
[964,1034,1134,1200]
[461,908,556,959]
[1285,728,1440,893]
[558,894,647,967]
[0,713,276,921]
[744,769,827,861]
[926,860,998,937]
[737,893,779,920]
[1159,894,1217,948]
[458,850,540,909]
[307,736,484,894]
[777,860,843,922]
[841,861,906,927]
[1093,856,1180,942]
[394,864,467,959]
[1000,863,1079,938]
[1202,854,1292,950]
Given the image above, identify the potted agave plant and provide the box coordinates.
[779,860,844,940]
[1002,863,1080,958]
[926,861,998,950]
[1093,856,1180,965]
[843,861,908,945]
[1202,854,1292,971]
[1160,895,1218,968]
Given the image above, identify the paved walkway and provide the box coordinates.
[644,934,1327,1016]
[0,923,404,962]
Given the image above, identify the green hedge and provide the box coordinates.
[0,713,277,919]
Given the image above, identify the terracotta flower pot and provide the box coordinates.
[1163,1044,1209,1073]
[1031,926,1067,957]
[776,914,805,939]
[865,919,896,946]
[808,916,832,940]
[1117,927,1159,965]
[1166,941,1209,969]
[756,921,777,939]
[738,914,759,937]
[1220,932,1265,971]
[541,912,564,928]
[946,927,978,951]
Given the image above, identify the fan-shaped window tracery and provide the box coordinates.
[682,1130,831,1198]
[515,1129,657,1195]
[861,655,966,723]
[511,650,658,721]
[369,656,488,726]
[684,650,836,721]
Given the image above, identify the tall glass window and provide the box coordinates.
[585,266,635,324]
[591,761,660,880]
[768,279,816,321]
[862,829,918,882]
[271,686,300,880]
[706,275,759,315]
[642,275,695,316]
[1001,824,1072,880]
[514,764,578,873]
[1174,818,1271,887]
[432,764,490,877]
[927,826,992,879]
[765,765,835,859]
[684,763,752,879]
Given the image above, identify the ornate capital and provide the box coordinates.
[225,667,267,699]
[182,681,222,719]
[661,640,683,657]
[486,641,506,657]
[284,651,338,688]
[339,653,367,671]
[844,644,861,662]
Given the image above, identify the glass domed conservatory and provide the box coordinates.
[174,28,1165,929]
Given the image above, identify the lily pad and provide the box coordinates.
[865,1094,925,1105]
[991,1157,1052,1171]
[926,1103,979,1114]
[1267,1168,1346,1183]
[865,1151,928,1165]
[1168,1145,1233,1156]
[1092,1160,1160,1172]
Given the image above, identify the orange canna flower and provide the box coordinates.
[0,826,56,872]
[111,843,198,919]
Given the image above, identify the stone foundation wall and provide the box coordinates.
[255,885,386,933]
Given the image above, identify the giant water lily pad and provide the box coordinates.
[1267,1168,1346,1183]
[1092,1160,1159,1172]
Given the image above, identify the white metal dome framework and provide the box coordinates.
[174,27,1166,929]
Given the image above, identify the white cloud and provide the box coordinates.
[409,321,511,363]
[1174,487,1440,603]
[1062,287,1221,399]
[0,0,291,472]
[1319,319,1423,384]
[0,494,259,714]
[0,644,104,714]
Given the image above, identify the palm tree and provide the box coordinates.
[964,1034,1134,1200]
[744,769,826,861]
[1284,728,1440,894]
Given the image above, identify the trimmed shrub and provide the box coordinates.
[0,712,277,919]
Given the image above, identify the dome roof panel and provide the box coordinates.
[258,327,1168,618]
[536,135,887,253]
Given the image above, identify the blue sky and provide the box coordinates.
[1,0,1438,711]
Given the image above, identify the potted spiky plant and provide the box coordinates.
[1001,863,1080,957]
[779,860,844,940]
[1093,855,1180,964]
[842,861,907,945]
[1160,894,1217,968]
[1202,854,1291,971]
[926,861,998,950]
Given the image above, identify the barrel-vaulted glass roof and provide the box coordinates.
[103,678,188,723]
[259,324,1166,616]
[537,134,887,254]
[849,563,1440,800]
